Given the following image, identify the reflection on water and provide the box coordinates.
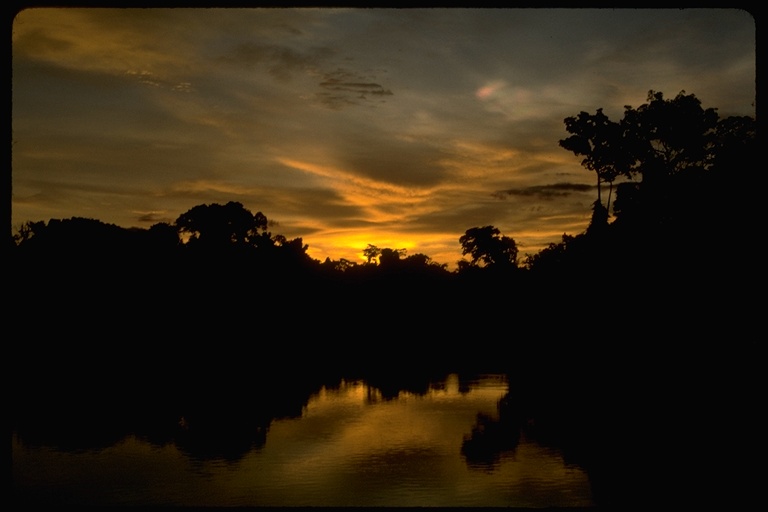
[12,374,594,507]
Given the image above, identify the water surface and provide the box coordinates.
[12,373,594,507]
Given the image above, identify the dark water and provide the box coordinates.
[11,374,594,507]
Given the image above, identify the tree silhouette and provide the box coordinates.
[272,234,314,270]
[522,234,574,273]
[378,247,406,267]
[561,90,729,232]
[362,244,381,264]
[147,222,181,249]
[320,257,357,273]
[622,90,719,178]
[402,252,448,272]
[560,108,633,213]
[585,199,610,237]
[11,217,146,265]
[459,226,518,269]
[175,201,270,249]
[556,89,756,285]
[616,90,721,227]
[11,220,46,246]
[711,114,756,173]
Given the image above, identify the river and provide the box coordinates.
[11,373,595,507]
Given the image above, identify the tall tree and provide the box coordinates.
[561,90,735,232]
[560,108,634,213]
[459,226,518,269]
[272,234,312,267]
[12,220,46,246]
[711,114,756,175]
[363,244,381,264]
[620,90,719,184]
[379,247,406,267]
[175,201,270,249]
[617,91,726,231]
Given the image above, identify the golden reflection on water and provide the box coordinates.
[225,374,593,507]
[12,374,594,507]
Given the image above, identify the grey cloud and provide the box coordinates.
[292,217,380,238]
[220,41,395,109]
[11,177,175,229]
[136,212,172,225]
[16,178,151,199]
[493,182,594,200]
[125,70,193,92]
[315,92,364,110]
[315,68,393,109]
[342,144,448,188]
[313,115,452,188]
[107,184,368,239]
[254,187,377,240]
[167,184,372,236]
[220,42,334,80]
[395,190,593,258]
[319,79,393,96]
[267,187,368,222]
[397,202,508,238]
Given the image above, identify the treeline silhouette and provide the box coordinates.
[9,90,757,369]
[9,90,761,508]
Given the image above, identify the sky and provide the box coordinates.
[10,7,756,269]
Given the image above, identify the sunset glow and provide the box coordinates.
[11,8,756,269]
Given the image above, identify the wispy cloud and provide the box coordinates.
[494,183,595,200]
[219,41,334,80]
[135,211,173,224]
[315,68,393,109]
[319,79,393,96]
[125,70,193,92]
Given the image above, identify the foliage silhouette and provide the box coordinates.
[458,225,518,270]
[175,200,270,249]
[560,107,633,212]
[361,243,381,264]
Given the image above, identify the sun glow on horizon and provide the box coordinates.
[305,229,425,264]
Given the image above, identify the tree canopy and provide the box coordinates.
[175,201,270,249]
[560,107,633,210]
[459,226,518,269]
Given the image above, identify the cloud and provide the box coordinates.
[135,211,173,224]
[493,182,595,200]
[11,177,174,229]
[475,79,506,100]
[314,67,393,109]
[319,79,393,95]
[218,42,394,110]
[275,157,440,227]
[12,8,195,82]
[160,177,367,228]
[340,143,446,188]
[125,70,193,92]
[219,41,334,81]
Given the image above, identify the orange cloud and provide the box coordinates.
[475,80,506,100]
